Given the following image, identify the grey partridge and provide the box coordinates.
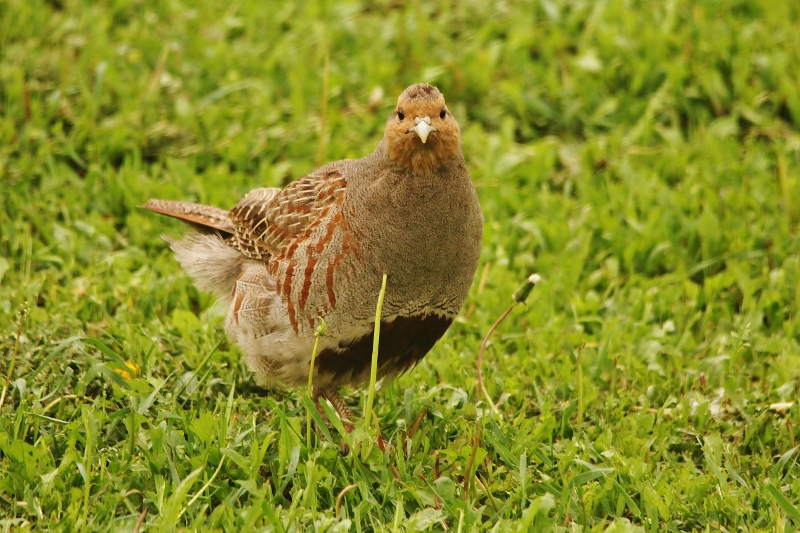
[142,83,483,407]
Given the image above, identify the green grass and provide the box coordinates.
[2,0,800,530]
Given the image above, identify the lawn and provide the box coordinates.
[2,0,800,530]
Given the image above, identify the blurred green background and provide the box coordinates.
[1,0,800,531]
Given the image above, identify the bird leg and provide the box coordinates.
[312,387,355,455]
[311,387,391,453]
[312,387,355,432]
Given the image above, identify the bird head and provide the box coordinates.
[384,83,462,174]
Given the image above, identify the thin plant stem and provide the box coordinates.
[1,303,28,410]
[132,507,148,533]
[476,274,541,412]
[335,483,357,517]
[575,341,585,430]
[82,408,92,527]
[462,423,482,501]
[365,274,388,432]
[476,305,514,412]
[307,318,327,450]
[179,456,226,520]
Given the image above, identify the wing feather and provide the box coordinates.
[229,165,349,260]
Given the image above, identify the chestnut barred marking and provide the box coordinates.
[228,170,346,261]
[225,170,350,334]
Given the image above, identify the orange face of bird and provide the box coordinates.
[384,84,462,174]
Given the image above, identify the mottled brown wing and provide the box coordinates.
[228,166,349,261]
[226,188,281,259]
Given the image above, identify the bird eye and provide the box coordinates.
[397,110,405,120]
[439,108,447,119]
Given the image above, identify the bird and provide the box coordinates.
[141,83,483,422]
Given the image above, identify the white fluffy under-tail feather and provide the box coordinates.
[165,233,244,301]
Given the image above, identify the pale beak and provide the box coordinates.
[409,116,437,143]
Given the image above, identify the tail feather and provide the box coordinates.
[140,199,235,235]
